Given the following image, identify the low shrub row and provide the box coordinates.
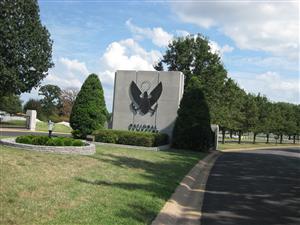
[16,135,85,146]
[92,130,169,147]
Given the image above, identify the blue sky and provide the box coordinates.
[22,0,299,110]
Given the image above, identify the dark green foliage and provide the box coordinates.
[72,140,84,146]
[16,135,84,146]
[16,135,33,144]
[70,74,108,138]
[94,130,118,143]
[0,0,53,96]
[31,136,49,145]
[39,84,61,118]
[23,98,45,120]
[172,77,213,151]
[0,95,22,114]
[93,130,169,147]
[157,34,228,125]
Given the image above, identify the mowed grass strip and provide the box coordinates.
[36,121,72,133]
[0,145,205,225]
[219,142,300,150]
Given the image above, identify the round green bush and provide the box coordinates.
[16,135,85,146]
[72,140,84,146]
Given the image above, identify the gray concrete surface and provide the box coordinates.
[112,70,184,138]
[201,148,300,225]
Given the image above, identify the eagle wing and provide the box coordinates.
[130,81,142,105]
[149,82,162,106]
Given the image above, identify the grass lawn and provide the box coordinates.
[0,120,26,128]
[36,121,72,133]
[219,142,300,150]
[0,145,205,225]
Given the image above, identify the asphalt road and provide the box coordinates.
[201,148,300,225]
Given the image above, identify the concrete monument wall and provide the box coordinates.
[112,70,184,138]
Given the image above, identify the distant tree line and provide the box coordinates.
[23,85,79,122]
[155,35,300,149]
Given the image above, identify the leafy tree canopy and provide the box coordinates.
[156,34,228,124]
[0,95,22,114]
[0,0,53,96]
[39,84,61,117]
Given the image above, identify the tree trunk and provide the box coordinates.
[280,134,283,144]
[253,133,257,144]
[230,130,233,138]
[238,131,242,144]
[288,135,291,140]
[266,133,269,144]
[293,135,296,144]
[222,129,225,144]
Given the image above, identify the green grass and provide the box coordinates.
[0,145,205,225]
[219,142,300,150]
[36,121,72,133]
[0,120,26,127]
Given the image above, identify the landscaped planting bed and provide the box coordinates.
[16,135,84,146]
[1,136,95,155]
[0,145,206,225]
[93,129,169,147]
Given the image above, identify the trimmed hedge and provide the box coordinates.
[16,135,85,146]
[92,130,169,147]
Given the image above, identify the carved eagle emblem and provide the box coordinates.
[130,81,162,115]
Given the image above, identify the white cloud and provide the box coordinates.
[43,57,89,89]
[99,38,161,86]
[175,30,190,37]
[126,19,173,47]
[59,57,89,76]
[209,41,234,56]
[21,57,89,104]
[98,38,162,110]
[172,1,299,60]
[230,71,300,104]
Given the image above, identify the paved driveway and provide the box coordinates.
[201,148,300,225]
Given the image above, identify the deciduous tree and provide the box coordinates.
[0,0,53,96]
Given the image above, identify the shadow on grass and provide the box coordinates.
[75,150,205,224]
[201,150,300,225]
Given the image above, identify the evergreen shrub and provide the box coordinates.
[93,130,169,147]
[16,136,85,146]
[70,74,108,138]
[172,77,213,151]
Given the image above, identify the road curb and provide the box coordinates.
[151,150,221,225]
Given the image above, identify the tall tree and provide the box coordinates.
[236,93,259,144]
[23,98,43,119]
[0,0,53,96]
[0,95,22,114]
[59,87,79,118]
[172,76,213,151]
[217,78,246,143]
[271,103,285,143]
[252,94,269,143]
[156,34,228,125]
[70,74,108,138]
[39,84,61,117]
